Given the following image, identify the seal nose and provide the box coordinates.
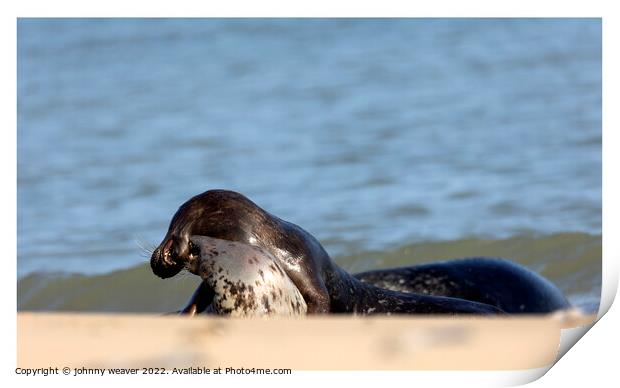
[150,239,184,279]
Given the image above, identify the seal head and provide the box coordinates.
[151,189,331,313]
[150,190,253,279]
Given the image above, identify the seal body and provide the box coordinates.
[151,190,564,315]
[185,235,307,317]
[323,266,504,314]
[355,258,570,313]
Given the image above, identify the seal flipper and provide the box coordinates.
[180,281,215,316]
[283,266,330,313]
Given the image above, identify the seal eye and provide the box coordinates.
[188,240,200,258]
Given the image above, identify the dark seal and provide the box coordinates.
[355,258,570,313]
[184,235,307,317]
[151,190,503,315]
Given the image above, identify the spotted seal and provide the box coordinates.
[184,235,307,317]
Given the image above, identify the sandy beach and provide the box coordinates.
[17,311,594,371]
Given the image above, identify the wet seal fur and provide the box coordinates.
[355,258,570,313]
[151,190,504,315]
[184,235,306,317]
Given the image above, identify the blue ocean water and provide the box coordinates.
[17,18,601,285]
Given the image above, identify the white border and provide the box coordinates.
[3,1,617,387]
